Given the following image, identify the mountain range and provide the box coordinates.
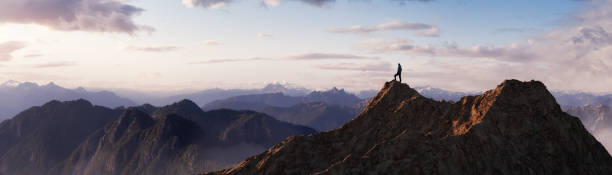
[0,99,315,175]
[207,80,612,174]
[201,88,365,131]
[125,83,312,106]
[2,80,611,152]
[0,81,135,121]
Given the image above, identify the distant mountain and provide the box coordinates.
[414,86,476,102]
[203,87,363,111]
[304,87,363,107]
[0,99,315,175]
[0,80,136,121]
[139,83,312,106]
[207,80,612,175]
[202,93,302,111]
[201,88,364,131]
[262,102,361,131]
[552,91,612,109]
[566,104,612,152]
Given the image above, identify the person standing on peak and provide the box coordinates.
[394,63,402,83]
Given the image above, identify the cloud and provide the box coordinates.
[190,52,378,64]
[328,20,440,37]
[23,54,43,58]
[355,0,612,92]
[0,0,151,34]
[356,38,535,62]
[189,57,272,64]
[314,62,392,72]
[202,40,221,46]
[257,33,273,38]
[186,0,431,9]
[0,41,26,61]
[33,61,78,68]
[182,0,231,9]
[126,46,181,52]
[495,27,534,33]
[300,0,336,7]
[262,0,282,7]
[288,53,378,60]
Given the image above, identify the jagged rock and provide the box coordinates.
[207,80,612,175]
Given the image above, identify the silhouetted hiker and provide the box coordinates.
[394,63,402,82]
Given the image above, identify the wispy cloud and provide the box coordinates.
[0,0,152,34]
[126,46,181,52]
[314,62,392,72]
[23,54,43,58]
[288,53,379,60]
[328,20,440,37]
[189,57,272,64]
[33,61,78,68]
[261,0,282,7]
[190,53,378,64]
[182,0,231,9]
[202,40,221,46]
[184,0,431,9]
[0,41,26,62]
[354,38,532,61]
[495,27,537,33]
[257,33,273,38]
[300,0,335,7]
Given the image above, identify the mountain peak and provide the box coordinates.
[364,80,420,110]
[208,79,612,175]
[152,99,204,119]
[0,80,21,87]
[484,79,560,113]
[176,99,199,106]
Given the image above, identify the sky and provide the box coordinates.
[0,0,610,94]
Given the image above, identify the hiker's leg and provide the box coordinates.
[399,74,402,83]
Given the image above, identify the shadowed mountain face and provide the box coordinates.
[566,105,612,152]
[0,99,123,175]
[207,80,612,175]
[0,99,315,175]
[0,81,135,121]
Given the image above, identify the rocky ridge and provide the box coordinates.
[207,80,612,175]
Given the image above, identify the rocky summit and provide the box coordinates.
[206,80,612,175]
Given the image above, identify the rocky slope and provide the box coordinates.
[207,80,612,175]
[566,105,612,152]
